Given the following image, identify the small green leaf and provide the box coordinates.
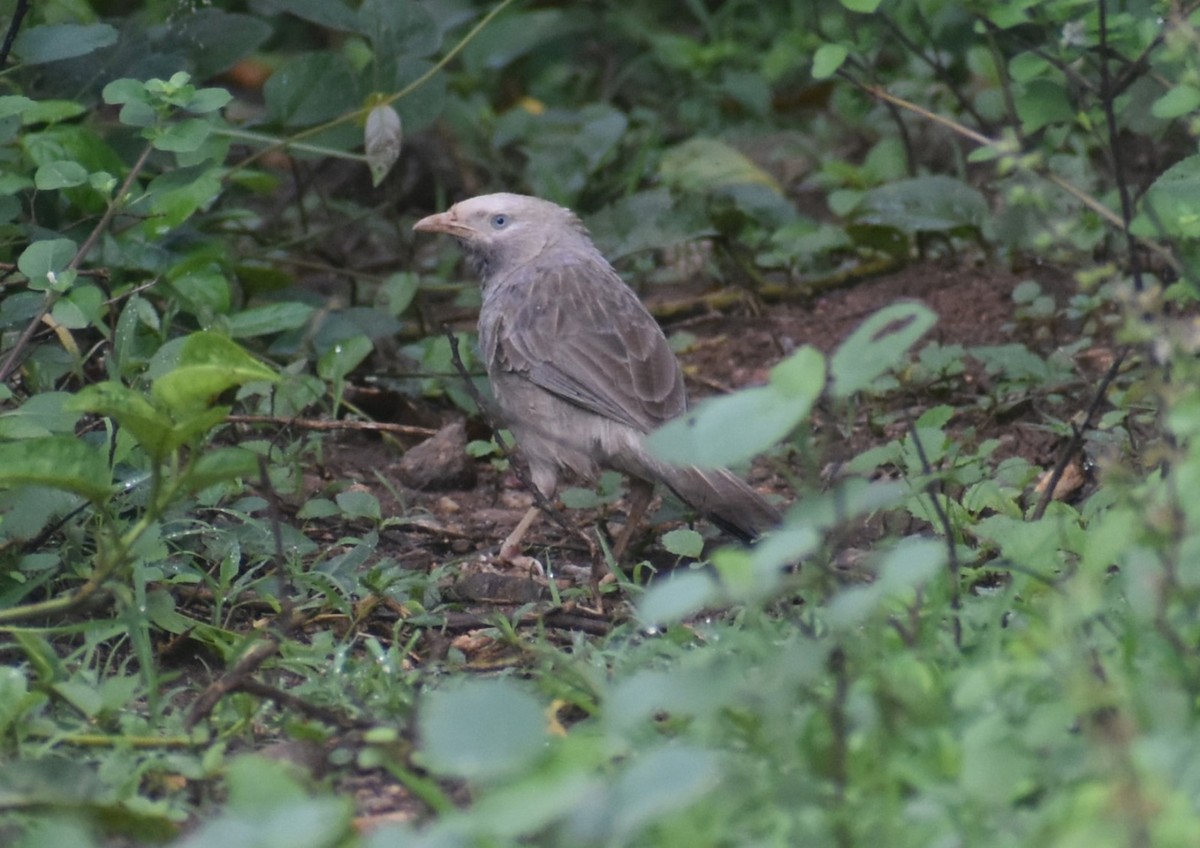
[0,436,111,502]
[102,78,146,105]
[0,95,34,119]
[317,334,373,383]
[186,87,233,114]
[662,527,705,558]
[812,43,848,79]
[17,239,77,288]
[335,489,381,521]
[830,302,937,397]
[152,118,213,153]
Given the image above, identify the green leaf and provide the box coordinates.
[102,78,147,106]
[857,176,988,234]
[1015,77,1073,133]
[152,118,213,153]
[638,570,719,626]
[812,43,848,79]
[13,23,117,65]
[184,447,260,493]
[0,436,111,502]
[70,382,177,459]
[227,302,316,338]
[825,537,945,629]
[660,137,781,193]
[610,747,721,840]
[151,332,277,415]
[1134,153,1200,240]
[662,527,705,558]
[17,239,77,289]
[264,52,360,127]
[0,95,34,119]
[187,87,233,114]
[418,679,546,780]
[648,346,825,468]
[830,302,937,397]
[1151,85,1200,120]
[317,334,373,382]
[840,0,883,10]
[34,161,88,190]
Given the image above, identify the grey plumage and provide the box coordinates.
[414,193,778,553]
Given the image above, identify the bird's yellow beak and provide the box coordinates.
[413,209,471,237]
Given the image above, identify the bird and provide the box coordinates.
[413,193,779,565]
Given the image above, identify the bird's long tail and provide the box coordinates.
[651,463,780,541]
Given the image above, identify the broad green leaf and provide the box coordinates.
[227,302,315,338]
[0,95,34,119]
[1151,85,1200,120]
[34,161,88,190]
[71,382,176,458]
[638,570,719,626]
[22,100,87,125]
[418,679,546,780]
[660,137,781,193]
[335,489,381,521]
[609,747,721,841]
[1015,77,1073,133]
[0,436,110,502]
[857,175,988,233]
[812,43,848,79]
[18,239,77,287]
[662,527,704,558]
[1134,154,1200,240]
[102,78,146,105]
[152,333,277,415]
[264,52,360,127]
[648,346,824,468]
[381,272,420,317]
[184,447,261,493]
[151,118,213,153]
[13,23,117,65]
[830,302,937,397]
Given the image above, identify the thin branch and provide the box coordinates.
[0,143,155,383]
[0,0,30,68]
[225,414,436,438]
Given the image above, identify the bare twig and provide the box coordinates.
[225,414,436,438]
[0,0,30,67]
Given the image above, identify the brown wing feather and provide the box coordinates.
[488,256,684,432]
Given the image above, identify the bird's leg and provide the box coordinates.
[610,477,655,565]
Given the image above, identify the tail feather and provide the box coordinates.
[654,464,780,541]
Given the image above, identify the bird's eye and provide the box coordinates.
[490,214,508,229]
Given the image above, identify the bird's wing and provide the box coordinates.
[487,257,685,432]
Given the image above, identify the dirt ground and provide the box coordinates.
[313,257,1088,595]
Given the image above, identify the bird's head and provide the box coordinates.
[412,193,590,280]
